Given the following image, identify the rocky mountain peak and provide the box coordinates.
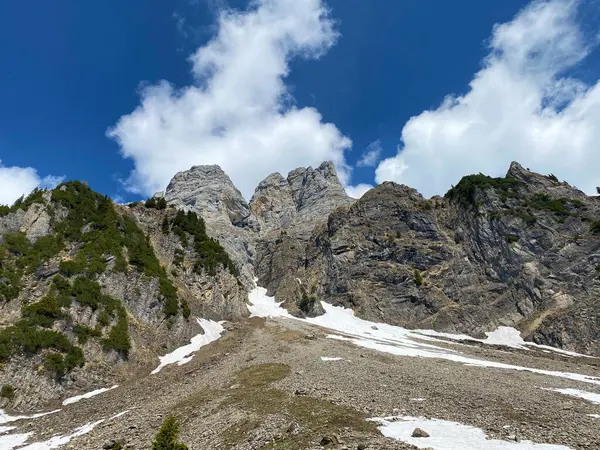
[164,165,251,226]
[251,161,354,234]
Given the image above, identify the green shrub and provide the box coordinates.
[165,210,236,276]
[505,235,519,244]
[145,197,157,209]
[0,205,10,217]
[160,277,179,317]
[591,220,600,234]
[445,174,521,206]
[414,269,423,287]
[547,173,559,182]
[73,324,102,344]
[103,308,130,357]
[21,295,67,328]
[152,416,188,450]
[1,385,15,400]
[71,276,102,310]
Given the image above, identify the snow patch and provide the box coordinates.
[247,283,292,319]
[0,409,60,425]
[62,385,118,405]
[588,414,600,419]
[370,415,570,449]
[247,287,600,386]
[0,431,32,450]
[543,388,600,405]
[320,356,343,361]
[415,327,592,358]
[151,318,224,374]
[411,398,426,402]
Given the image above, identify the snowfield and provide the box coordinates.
[247,285,600,386]
[369,416,570,449]
[151,318,225,374]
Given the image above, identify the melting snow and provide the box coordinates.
[320,356,343,361]
[1,410,130,450]
[543,388,600,405]
[151,318,224,374]
[0,409,60,425]
[415,327,592,358]
[247,286,600,386]
[247,284,291,318]
[62,385,118,405]
[589,414,600,419]
[370,416,570,449]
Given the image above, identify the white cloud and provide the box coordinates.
[0,161,63,206]
[109,0,361,199]
[345,183,373,199]
[376,0,600,198]
[356,140,382,167]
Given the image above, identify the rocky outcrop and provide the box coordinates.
[255,162,600,357]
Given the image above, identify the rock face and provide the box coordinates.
[251,161,355,236]
[0,184,247,408]
[165,165,258,285]
[255,162,600,357]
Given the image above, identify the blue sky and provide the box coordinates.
[1,0,600,204]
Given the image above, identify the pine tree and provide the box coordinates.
[152,416,188,450]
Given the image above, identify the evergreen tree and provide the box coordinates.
[152,417,188,450]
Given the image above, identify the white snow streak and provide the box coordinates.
[370,416,570,449]
[589,414,600,419]
[247,286,600,386]
[543,388,600,405]
[320,356,343,361]
[1,410,130,450]
[0,409,60,425]
[416,327,593,358]
[151,318,224,374]
[62,385,118,405]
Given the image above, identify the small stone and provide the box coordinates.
[357,445,367,450]
[295,389,308,396]
[411,427,430,438]
[305,334,317,340]
[286,422,301,435]
[507,434,518,442]
[321,435,333,445]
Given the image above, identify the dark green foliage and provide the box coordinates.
[162,217,170,234]
[299,291,317,314]
[3,232,30,257]
[414,269,423,287]
[164,210,236,276]
[595,264,600,272]
[152,416,188,450]
[505,235,519,244]
[181,300,191,320]
[145,197,157,209]
[547,173,559,182]
[0,205,10,217]
[59,255,86,276]
[21,295,67,328]
[103,308,130,357]
[591,220,600,234]
[156,198,167,210]
[73,324,102,344]
[0,260,22,302]
[160,277,179,317]
[71,276,102,309]
[1,384,15,400]
[0,322,84,378]
[32,234,64,261]
[525,194,583,218]
[445,174,521,206]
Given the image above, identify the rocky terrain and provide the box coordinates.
[1,160,600,449]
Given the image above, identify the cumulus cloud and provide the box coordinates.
[345,183,373,199]
[109,0,365,199]
[376,0,600,197]
[0,161,63,206]
[356,140,382,168]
